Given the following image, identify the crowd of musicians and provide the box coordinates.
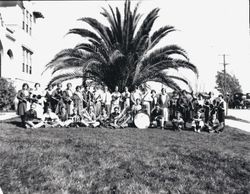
[16,82,226,133]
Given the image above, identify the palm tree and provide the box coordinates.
[44,0,198,92]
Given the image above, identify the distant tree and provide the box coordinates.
[0,78,16,111]
[215,71,242,95]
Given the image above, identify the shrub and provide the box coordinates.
[0,78,16,111]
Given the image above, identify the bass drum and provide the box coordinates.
[134,112,150,129]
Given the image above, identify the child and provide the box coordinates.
[172,111,184,131]
[191,111,204,133]
[24,103,44,129]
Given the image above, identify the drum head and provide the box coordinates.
[134,112,150,129]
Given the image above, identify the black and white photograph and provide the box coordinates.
[0,0,249,193]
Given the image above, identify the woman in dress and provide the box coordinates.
[72,86,84,115]
[111,86,121,113]
[121,86,131,110]
[63,83,74,117]
[17,83,30,127]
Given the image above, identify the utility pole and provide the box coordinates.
[219,54,229,97]
[219,54,229,115]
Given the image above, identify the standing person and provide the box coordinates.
[17,83,30,127]
[169,91,179,120]
[121,86,131,110]
[197,93,204,108]
[81,86,88,108]
[52,83,64,114]
[177,90,191,128]
[151,90,158,110]
[141,87,152,115]
[158,88,170,128]
[31,83,45,119]
[101,86,112,116]
[131,85,141,106]
[93,86,102,117]
[44,85,54,112]
[72,86,84,115]
[111,86,121,113]
[63,83,74,117]
[86,86,94,108]
[217,94,226,132]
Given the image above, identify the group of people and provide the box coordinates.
[16,82,226,133]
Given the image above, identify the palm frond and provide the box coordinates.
[67,28,102,42]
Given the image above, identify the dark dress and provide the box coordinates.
[52,89,64,114]
[17,90,30,116]
[217,101,225,123]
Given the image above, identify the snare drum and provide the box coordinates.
[134,112,150,129]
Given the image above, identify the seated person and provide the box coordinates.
[150,103,164,129]
[58,106,74,127]
[68,107,82,127]
[206,113,221,133]
[42,107,62,128]
[172,111,184,131]
[24,103,44,129]
[109,106,121,128]
[191,110,204,133]
[117,107,133,128]
[80,106,100,128]
[97,107,109,128]
[131,98,142,116]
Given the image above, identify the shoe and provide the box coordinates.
[161,127,164,130]
[25,124,30,129]
[197,129,201,133]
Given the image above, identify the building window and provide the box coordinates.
[22,47,33,74]
[23,9,32,35]
[22,9,25,30]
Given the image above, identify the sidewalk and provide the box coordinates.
[225,119,250,133]
[226,109,250,133]
[0,112,19,121]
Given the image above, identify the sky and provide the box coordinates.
[32,0,250,92]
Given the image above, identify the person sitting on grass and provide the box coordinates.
[131,98,142,116]
[150,103,164,129]
[97,107,109,128]
[110,107,132,129]
[42,107,62,128]
[24,103,44,129]
[109,106,121,128]
[205,113,220,133]
[80,106,100,128]
[58,106,74,127]
[191,110,204,133]
[68,107,82,128]
[172,111,184,131]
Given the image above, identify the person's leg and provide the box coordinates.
[81,120,89,127]
[33,121,45,129]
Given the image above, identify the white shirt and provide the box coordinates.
[102,91,112,105]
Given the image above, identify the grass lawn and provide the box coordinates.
[0,119,249,194]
